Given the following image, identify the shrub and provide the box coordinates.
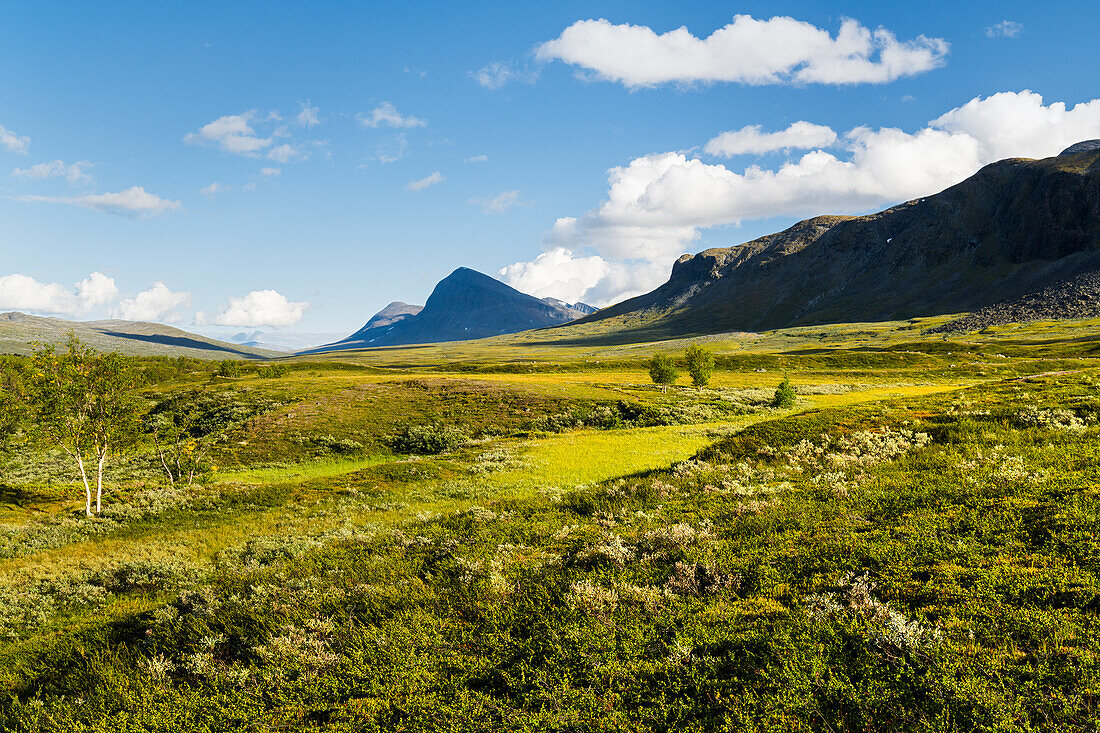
[257,364,289,379]
[388,422,468,454]
[684,344,715,387]
[648,354,679,390]
[772,377,796,408]
[215,360,243,378]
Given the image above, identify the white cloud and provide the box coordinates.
[704,121,838,156]
[0,271,118,315]
[359,102,425,129]
[200,182,224,196]
[0,124,30,154]
[266,143,306,163]
[16,186,181,217]
[464,154,488,163]
[470,61,539,90]
[506,90,1100,307]
[11,159,93,185]
[260,167,282,176]
[499,248,668,307]
[115,282,190,322]
[535,15,948,88]
[213,289,309,327]
[372,134,409,164]
[407,171,444,191]
[185,112,271,156]
[986,20,1023,38]
[296,101,321,127]
[471,190,521,213]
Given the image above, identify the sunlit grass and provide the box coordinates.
[212,454,396,484]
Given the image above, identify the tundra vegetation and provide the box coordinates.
[0,316,1098,731]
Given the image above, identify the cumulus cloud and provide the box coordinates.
[470,61,539,90]
[185,111,315,162]
[260,167,282,176]
[471,190,522,213]
[115,282,190,322]
[12,159,93,185]
[185,112,271,155]
[0,124,30,154]
[465,154,488,163]
[503,90,1100,307]
[0,271,118,315]
[200,182,224,196]
[704,121,838,156]
[359,102,425,129]
[266,143,306,163]
[213,289,308,328]
[499,248,667,306]
[535,15,948,88]
[407,171,444,191]
[986,20,1023,38]
[296,101,321,127]
[16,186,181,217]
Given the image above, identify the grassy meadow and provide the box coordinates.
[1,318,1099,730]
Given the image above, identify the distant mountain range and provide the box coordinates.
[305,268,596,352]
[0,312,283,359]
[569,142,1100,341]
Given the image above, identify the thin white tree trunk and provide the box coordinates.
[95,448,106,513]
[74,452,92,517]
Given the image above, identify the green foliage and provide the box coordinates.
[388,422,469,454]
[772,376,797,408]
[647,353,679,387]
[145,389,283,485]
[683,344,715,386]
[215,360,243,378]
[22,335,142,515]
[257,363,289,379]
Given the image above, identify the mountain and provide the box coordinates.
[0,312,284,359]
[541,298,598,319]
[306,268,594,352]
[336,301,425,346]
[569,144,1100,340]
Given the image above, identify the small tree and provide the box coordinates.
[146,395,214,488]
[772,377,797,408]
[216,359,243,378]
[648,354,679,392]
[0,357,25,450]
[25,335,142,516]
[146,389,268,487]
[684,344,715,387]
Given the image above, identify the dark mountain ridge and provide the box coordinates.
[305,268,596,352]
[571,145,1100,339]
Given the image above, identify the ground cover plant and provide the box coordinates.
[0,323,1098,731]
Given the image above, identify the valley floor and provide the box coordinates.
[1,321,1098,731]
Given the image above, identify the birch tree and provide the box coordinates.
[26,335,141,516]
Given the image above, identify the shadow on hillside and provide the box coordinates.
[98,330,266,358]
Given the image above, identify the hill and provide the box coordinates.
[306,268,595,352]
[569,144,1100,341]
[0,312,283,359]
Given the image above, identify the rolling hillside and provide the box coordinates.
[0,312,283,359]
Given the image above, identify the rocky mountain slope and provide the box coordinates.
[306,268,595,351]
[0,312,283,359]
[570,144,1100,340]
[929,270,1100,333]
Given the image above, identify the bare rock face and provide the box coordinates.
[572,148,1100,340]
[1060,140,1100,156]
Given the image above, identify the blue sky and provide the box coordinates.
[1,1,1098,348]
